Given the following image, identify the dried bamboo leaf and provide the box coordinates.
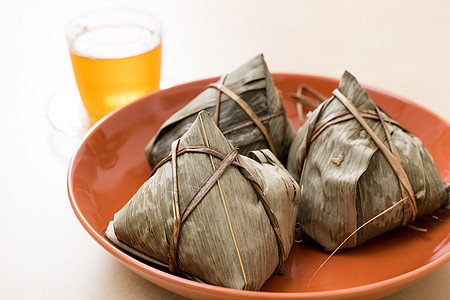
[444,183,450,209]
[287,71,447,251]
[106,111,299,290]
[145,54,295,167]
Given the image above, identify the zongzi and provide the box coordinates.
[287,71,448,252]
[145,54,295,167]
[106,111,299,290]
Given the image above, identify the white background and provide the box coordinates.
[0,0,449,299]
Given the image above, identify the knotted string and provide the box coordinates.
[291,86,417,229]
[206,77,277,156]
[152,140,285,287]
[291,86,420,287]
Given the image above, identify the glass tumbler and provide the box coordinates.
[67,9,162,125]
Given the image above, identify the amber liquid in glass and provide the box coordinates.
[69,26,161,124]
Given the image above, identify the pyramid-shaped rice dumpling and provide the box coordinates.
[145,54,295,167]
[287,71,448,252]
[106,111,299,290]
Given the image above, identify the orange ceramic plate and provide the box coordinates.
[68,74,450,299]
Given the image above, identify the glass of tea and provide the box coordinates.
[66,9,162,126]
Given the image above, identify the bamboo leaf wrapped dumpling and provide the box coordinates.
[287,71,448,252]
[145,54,295,167]
[106,111,299,290]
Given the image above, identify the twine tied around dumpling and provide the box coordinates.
[149,136,286,288]
[291,86,418,227]
[206,75,278,157]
